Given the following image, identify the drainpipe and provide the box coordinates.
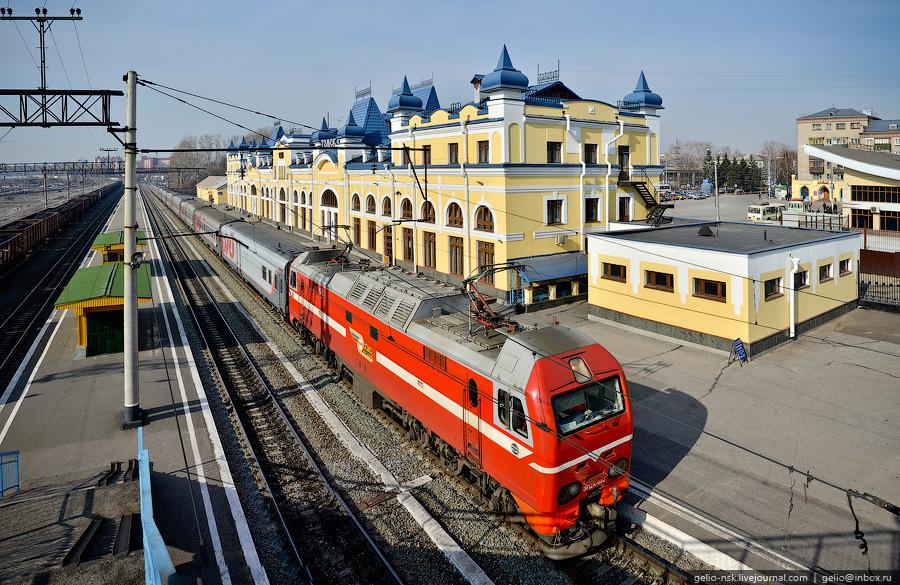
[604,120,625,231]
[788,255,800,339]
[460,117,471,278]
[565,112,586,251]
[387,167,396,266]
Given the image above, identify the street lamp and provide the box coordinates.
[708,148,720,222]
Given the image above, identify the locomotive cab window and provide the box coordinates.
[511,397,528,438]
[497,389,510,428]
[369,325,378,341]
[468,379,479,407]
[552,376,625,436]
[290,271,296,288]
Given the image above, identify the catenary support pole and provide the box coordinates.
[123,70,141,428]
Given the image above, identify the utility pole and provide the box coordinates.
[122,71,140,428]
[714,153,720,222]
[42,170,48,210]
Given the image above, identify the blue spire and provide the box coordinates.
[338,109,365,138]
[400,75,412,95]
[635,70,651,92]
[319,117,329,131]
[496,44,514,71]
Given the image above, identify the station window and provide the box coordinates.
[839,258,852,276]
[448,143,459,165]
[546,199,563,225]
[693,278,726,302]
[764,277,782,300]
[793,270,809,290]
[644,270,674,292]
[585,198,599,222]
[422,145,431,166]
[547,141,562,164]
[601,262,627,283]
[477,140,489,164]
[819,263,833,283]
[584,143,598,164]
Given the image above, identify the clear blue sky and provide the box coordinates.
[1,0,898,163]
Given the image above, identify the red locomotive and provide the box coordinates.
[288,249,633,559]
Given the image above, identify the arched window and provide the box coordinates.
[447,202,463,227]
[301,191,307,205]
[400,198,413,219]
[366,194,376,214]
[421,201,436,223]
[382,196,392,217]
[279,188,286,201]
[475,205,494,232]
[291,190,298,204]
[322,189,338,208]
[351,193,361,211]
[250,185,257,197]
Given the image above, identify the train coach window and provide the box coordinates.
[497,389,510,427]
[511,397,528,438]
[468,379,479,407]
[261,266,266,281]
[290,272,296,288]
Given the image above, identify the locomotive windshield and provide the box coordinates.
[552,376,625,436]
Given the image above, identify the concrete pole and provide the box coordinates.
[122,70,141,428]
[714,154,720,222]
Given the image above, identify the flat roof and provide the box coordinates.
[592,221,859,255]
[56,263,152,309]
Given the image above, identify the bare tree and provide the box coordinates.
[760,141,797,185]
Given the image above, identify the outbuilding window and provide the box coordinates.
[839,258,852,276]
[819,263,833,282]
[793,270,809,290]
[693,278,726,302]
[547,141,562,164]
[764,277,782,300]
[602,262,626,283]
[644,270,674,292]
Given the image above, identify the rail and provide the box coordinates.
[143,186,404,585]
[138,428,176,585]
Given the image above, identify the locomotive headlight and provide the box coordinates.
[608,458,629,477]
[557,481,582,505]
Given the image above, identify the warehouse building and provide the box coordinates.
[587,222,861,354]
[196,176,227,204]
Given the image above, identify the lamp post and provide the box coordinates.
[708,148,720,222]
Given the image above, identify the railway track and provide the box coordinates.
[143,186,404,585]
[143,187,702,585]
[0,186,123,389]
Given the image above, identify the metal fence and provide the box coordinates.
[0,451,19,498]
[138,428,176,585]
[851,227,900,308]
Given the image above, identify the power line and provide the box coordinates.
[139,78,322,133]
[13,20,38,68]
[48,26,97,150]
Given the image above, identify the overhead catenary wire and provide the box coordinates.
[141,86,900,526]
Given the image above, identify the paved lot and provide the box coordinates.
[669,192,781,223]
[520,302,900,572]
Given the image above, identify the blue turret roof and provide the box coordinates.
[248,139,257,149]
[227,140,237,151]
[412,84,441,116]
[480,45,529,92]
[622,71,663,109]
[238,138,248,150]
[311,116,337,142]
[350,96,390,146]
[257,137,271,150]
[387,76,423,112]
[338,110,365,138]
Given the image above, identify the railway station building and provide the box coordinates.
[586,222,861,354]
[224,46,667,307]
[196,176,227,204]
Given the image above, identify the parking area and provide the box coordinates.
[668,192,779,222]
[519,301,900,572]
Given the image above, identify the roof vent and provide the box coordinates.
[697,225,716,237]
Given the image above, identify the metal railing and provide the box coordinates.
[0,451,19,498]
[138,428,176,585]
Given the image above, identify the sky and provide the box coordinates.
[1,0,899,163]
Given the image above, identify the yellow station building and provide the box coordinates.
[587,222,861,354]
[224,46,668,306]
[196,176,227,204]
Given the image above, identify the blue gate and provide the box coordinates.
[0,451,20,498]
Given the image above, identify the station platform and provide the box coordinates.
[0,196,264,584]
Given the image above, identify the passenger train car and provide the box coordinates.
[148,184,634,559]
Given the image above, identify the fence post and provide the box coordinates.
[863,228,867,250]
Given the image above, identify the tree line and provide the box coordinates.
[664,139,797,192]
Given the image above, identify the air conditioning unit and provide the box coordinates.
[555,234,567,245]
